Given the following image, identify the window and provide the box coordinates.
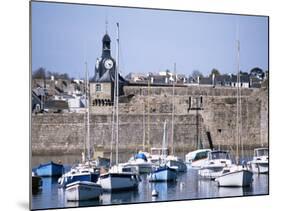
[96,84,101,92]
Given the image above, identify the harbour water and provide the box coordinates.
[31,153,268,210]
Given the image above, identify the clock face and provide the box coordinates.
[104,59,113,70]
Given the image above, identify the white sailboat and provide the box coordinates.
[247,148,268,174]
[165,63,187,173]
[64,63,102,200]
[215,29,253,187]
[98,23,139,191]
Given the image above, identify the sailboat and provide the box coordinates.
[59,62,100,188]
[149,120,177,182]
[165,63,187,173]
[215,29,253,187]
[98,23,139,191]
[64,63,102,201]
[122,103,152,174]
[247,148,268,174]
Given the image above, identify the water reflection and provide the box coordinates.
[101,190,139,205]
[31,160,268,210]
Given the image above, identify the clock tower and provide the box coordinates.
[91,31,127,107]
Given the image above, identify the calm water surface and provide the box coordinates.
[31,154,268,210]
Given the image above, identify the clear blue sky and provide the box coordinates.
[31,1,268,79]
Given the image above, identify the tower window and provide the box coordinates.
[96,84,101,92]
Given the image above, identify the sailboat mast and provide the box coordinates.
[162,120,167,158]
[171,63,176,155]
[115,22,120,165]
[236,26,240,164]
[85,62,91,161]
[142,102,146,152]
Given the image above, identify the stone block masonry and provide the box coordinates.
[31,85,268,156]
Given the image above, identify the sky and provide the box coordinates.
[31,1,268,79]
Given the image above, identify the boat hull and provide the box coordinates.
[149,166,177,182]
[58,172,99,188]
[215,170,253,187]
[99,173,139,191]
[199,165,225,179]
[66,181,102,201]
[248,162,268,174]
[32,176,42,190]
[36,162,64,177]
[166,160,187,172]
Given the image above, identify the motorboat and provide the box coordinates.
[247,148,268,174]
[198,150,232,179]
[215,165,253,187]
[65,181,102,201]
[185,149,212,169]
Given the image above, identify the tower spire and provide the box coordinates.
[105,18,108,34]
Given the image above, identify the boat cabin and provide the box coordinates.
[254,148,268,157]
[208,150,230,160]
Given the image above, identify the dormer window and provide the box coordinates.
[96,84,101,92]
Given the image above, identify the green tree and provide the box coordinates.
[32,67,46,79]
[209,68,221,77]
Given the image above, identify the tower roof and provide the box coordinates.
[102,33,111,42]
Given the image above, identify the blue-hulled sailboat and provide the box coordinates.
[59,62,100,189]
[149,165,177,182]
[149,121,177,182]
[36,161,64,177]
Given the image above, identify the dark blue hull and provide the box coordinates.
[36,161,64,177]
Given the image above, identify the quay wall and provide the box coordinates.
[31,85,268,156]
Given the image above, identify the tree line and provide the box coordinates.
[32,67,72,80]
[190,67,267,80]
